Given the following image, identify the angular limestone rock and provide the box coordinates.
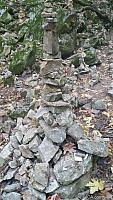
[67,122,84,141]
[77,138,109,157]
[23,128,38,144]
[45,127,66,144]
[38,137,59,162]
[29,163,49,191]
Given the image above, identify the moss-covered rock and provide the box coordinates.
[60,34,75,59]
[84,49,101,66]
[3,76,14,86]
[71,48,101,68]
[0,10,12,24]
[9,45,36,75]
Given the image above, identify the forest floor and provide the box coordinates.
[1,44,113,200]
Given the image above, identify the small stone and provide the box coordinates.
[0,157,5,168]
[35,107,49,119]
[20,175,28,187]
[13,149,21,158]
[4,169,17,180]
[45,169,59,193]
[10,135,19,149]
[56,110,74,127]
[2,192,21,200]
[23,128,38,144]
[62,94,72,102]
[27,109,36,119]
[0,142,13,160]
[23,186,46,200]
[43,112,54,125]
[15,130,23,143]
[77,138,109,157]
[45,127,66,144]
[53,149,62,164]
[92,100,106,111]
[9,158,17,169]
[67,122,84,140]
[4,183,21,192]
[19,164,27,176]
[29,163,49,191]
[108,89,113,97]
[19,145,34,159]
[38,137,59,162]
[29,136,41,152]
[42,92,62,102]
[22,190,37,200]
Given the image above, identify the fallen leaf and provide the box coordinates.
[63,142,76,155]
[86,179,105,194]
[47,194,61,200]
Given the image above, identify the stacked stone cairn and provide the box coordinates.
[0,1,109,200]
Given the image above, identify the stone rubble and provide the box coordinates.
[0,2,110,200]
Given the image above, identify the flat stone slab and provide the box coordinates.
[38,137,59,162]
[45,127,66,144]
[54,172,91,199]
[54,152,92,185]
[31,163,49,191]
[23,128,38,144]
[67,122,84,140]
[3,192,21,200]
[77,138,109,157]
[44,169,59,193]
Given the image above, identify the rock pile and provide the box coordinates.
[0,2,109,200]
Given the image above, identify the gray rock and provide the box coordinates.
[43,112,54,125]
[43,100,70,107]
[55,172,91,199]
[54,152,92,185]
[4,183,21,192]
[53,149,62,164]
[92,100,106,111]
[39,118,66,144]
[23,128,38,144]
[62,94,72,102]
[4,169,17,180]
[15,130,23,143]
[23,190,37,200]
[38,137,59,162]
[19,145,34,159]
[56,110,74,127]
[27,109,36,119]
[45,127,66,144]
[9,158,17,169]
[67,122,84,140]
[45,169,59,193]
[108,89,113,97]
[29,163,49,191]
[18,164,27,176]
[13,149,21,158]
[2,120,12,134]
[0,142,13,160]
[0,157,6,168]
[2,192,21,200]
[10,135,19,149]
[23,186,46,200]
[29,136,41,152]
[35,107,49,119]
[78,138,109,157]
[42,92,62,102]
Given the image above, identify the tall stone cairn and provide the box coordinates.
[37,1,92,198]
